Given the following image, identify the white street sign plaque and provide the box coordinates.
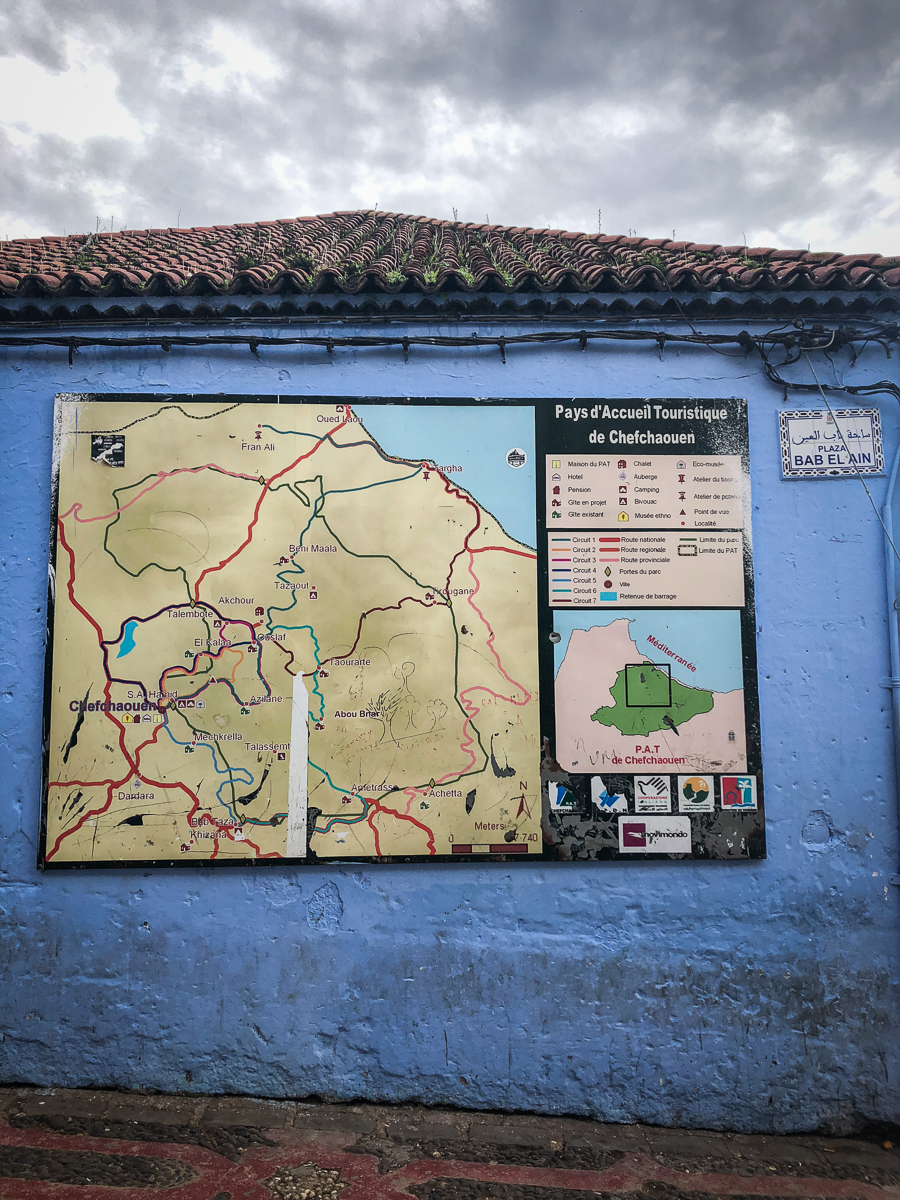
[780,408,883,478]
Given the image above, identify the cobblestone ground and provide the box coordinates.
[0,1087,896,1200]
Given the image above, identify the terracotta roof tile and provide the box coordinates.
[0,210,896,299]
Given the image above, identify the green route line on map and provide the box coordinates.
[54,425,331,859]
[323,468,422,498]
[264,476,495,836]
[267,480,312,507]
[268,466,425,502]
[318,514,442,597]
[264,463,435,721]
[308,761,371,833]
[267,619,326,721]
[162,714,250,820]
[314,515,496,798]
[101,466,266,601]
[299,578,494,837]
[160,634,272,708]
[264,481,328,718]
[314,516,492,789]
[295,555,494,802]
[169,699,287,828]
[166,698,248,816]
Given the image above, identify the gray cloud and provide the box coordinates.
[1,0,899,251]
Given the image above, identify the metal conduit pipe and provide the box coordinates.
[883,438,900,886]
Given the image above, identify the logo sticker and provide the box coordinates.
[618,814,692,854]
[506,447,527,468]
[721,775,757,810]
[550,782,579,812]
[591,776,627,813]
[678,775,714,813]
[90,434,125,468]
[634,775,671,813]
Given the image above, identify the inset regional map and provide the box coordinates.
[553,610,747,774]
[45,398,541,864]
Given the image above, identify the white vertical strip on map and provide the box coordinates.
[286,672,309,856]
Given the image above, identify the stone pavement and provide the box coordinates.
[0,1087,897,1200]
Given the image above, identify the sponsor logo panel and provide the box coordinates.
[591,776,628,812]
[678,774,714,813]
[618,814,692,854]
[550,782,580,812]
[721,775,757,810]
[634,775,671,813]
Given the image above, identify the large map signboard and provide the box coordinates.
[41,394,762,867]
[42,396,541,865]
[535,399,764,860]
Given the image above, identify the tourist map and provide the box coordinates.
[43,397,541,864]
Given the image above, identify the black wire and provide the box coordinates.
[0,324,895,354]
[759,341,900,403]
[0,323,898,406]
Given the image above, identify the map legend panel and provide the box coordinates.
[547,531,745,607]
[546,454,743,529]
[537,397,764,861]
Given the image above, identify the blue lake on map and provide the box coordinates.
[354,404,536,549]
[116,620,138,658]
[553,609,744,694]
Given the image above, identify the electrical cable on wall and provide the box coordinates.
[0,321,899,401]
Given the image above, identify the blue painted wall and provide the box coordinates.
[1,317,898,1133]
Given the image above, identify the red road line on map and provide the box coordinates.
[431,479,531,794]
[43,787,118,853]
[56,518,114,662]
[53,418,348,862]
[242,833,282,859]
[50,721,167,794]
[47,714,205,860]
[48,520,213,858]
[460,547,530,705]
[192,414,351,601]
[366,806,382,855]
[159,637,267,701]
[470,545,537,559]
[441,475,482,594]
[46,521,136,857]
[55,417,515,862]
[350,474,534,841]
[60,464,263,524]
[127,700,274,860]
[369,798,436,854]
[438,475,531,701]
[399,686,485,803]
[160,651,223,693]
[49,777,118,788]
[360,792,436,856]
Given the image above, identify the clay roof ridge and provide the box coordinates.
[0,211,895,298]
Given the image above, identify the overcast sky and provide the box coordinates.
[1,0,898,253]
